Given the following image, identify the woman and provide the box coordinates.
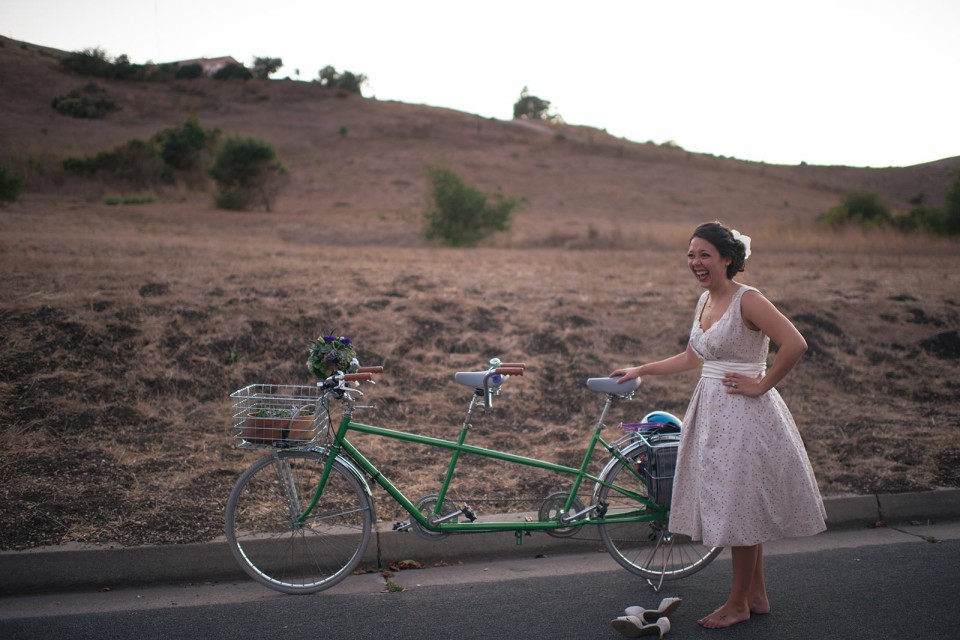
[611,222,826,630]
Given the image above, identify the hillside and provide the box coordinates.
[1,37,958,552]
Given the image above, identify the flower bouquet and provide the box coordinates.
[306,333,358,380]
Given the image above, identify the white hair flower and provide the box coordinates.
[731,229,752,260]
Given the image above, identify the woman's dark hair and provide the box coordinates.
[690,221,747,279]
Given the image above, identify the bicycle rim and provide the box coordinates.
[225,450,373,594]
[598,452,721,581]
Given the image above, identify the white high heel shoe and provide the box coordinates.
[623,597,682,624]
[610,615,671,638]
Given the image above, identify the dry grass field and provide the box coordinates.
[1,36,958,551]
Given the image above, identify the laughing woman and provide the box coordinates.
[611,221,827,631]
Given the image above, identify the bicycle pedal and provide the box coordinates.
[462,506,477,522]
[392,521,411,532]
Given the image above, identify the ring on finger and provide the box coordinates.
[731,382,738,389]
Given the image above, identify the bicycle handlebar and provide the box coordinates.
[344,373,373,382]
[357,366,383,374]
[494,367,524,376]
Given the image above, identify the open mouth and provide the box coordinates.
[692,268,710,283]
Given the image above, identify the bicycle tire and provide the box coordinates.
[225,449,374,594]
[597,448,721,581]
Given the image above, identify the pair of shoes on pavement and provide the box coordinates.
[610,597,681,638]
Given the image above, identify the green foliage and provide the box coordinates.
[422,166,522,247]
[213,63,253,80]
[176,63,204,79]
[818,191,893,229]
[513,86,561,122]
[60,47,113,78]
[103,193,155,206]
[894,204,947,234]
[0,165,24,202]
[62,139,167,189]
[51,83,118,119]
[154,116,220,172]
[61,118,220,188]
[315,65,367,95]
[252,56,283,79]
[210,137,285,211]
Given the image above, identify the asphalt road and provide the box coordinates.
[2,522,958,640]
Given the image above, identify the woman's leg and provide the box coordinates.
[749,544,770,614]
[698,544,760,629]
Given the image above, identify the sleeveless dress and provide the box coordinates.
[668,285,827,547]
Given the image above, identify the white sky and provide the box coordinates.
[5,0,959,167]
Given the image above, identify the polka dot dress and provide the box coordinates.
[668,285,827,547]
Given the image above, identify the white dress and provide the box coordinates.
[668,285,827,547]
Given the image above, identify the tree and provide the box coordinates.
[513,86,561,121]
[422,166,523,247]
[315,65,367,95]
[252,56,283,79]
[210,137,285,211]
[213,63,253,80]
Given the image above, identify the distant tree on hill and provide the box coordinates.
[213,63,253,80]
[422,165,523,247]
[315,65,367,95]
[513,86,562,122]
[252,56,283,79]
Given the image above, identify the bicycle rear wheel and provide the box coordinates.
[225,450,374,594]
[597,448,721,582]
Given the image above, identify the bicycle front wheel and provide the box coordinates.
[225,450,374,594]
[597,449,721,581]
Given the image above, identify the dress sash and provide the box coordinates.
[701,360,766,379]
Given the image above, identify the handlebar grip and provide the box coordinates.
[344,373,373,382]
[357,366,383,374]
[498,362,526,369]
[495,367,524,376]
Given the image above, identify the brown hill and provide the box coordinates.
[1,37,958,551]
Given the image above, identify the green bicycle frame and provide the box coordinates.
[300,393,667,533]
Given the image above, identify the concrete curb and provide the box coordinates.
[2,488,959,594]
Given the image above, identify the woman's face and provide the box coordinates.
[688,236,732,288]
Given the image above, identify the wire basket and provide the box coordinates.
[230,383,330,449]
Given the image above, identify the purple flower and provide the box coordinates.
[322,335,336,342]
[340,337,352,345]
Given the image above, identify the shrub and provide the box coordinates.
[51,83,118,119]
[155,116,220,173]
[513,86,561,122]
[252,57,283,79]
[62,138,167,188]
[422,166,523,247]
[315,65,367,95]
[213,63,253,80]
[0,165,24,202]
[818,191,893,229]
[176,64,204,79]
[60,48,113,78]
[210,137,285,211]
[944,169,960,236]
[894,205,947,234]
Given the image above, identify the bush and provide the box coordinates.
[0,165,24,202]
[62,139,167,189]
[818,191,893,229]
[252,57,283,79]
[51,83,118,119]
[60,48,113,78]
[422,166,523,247]
[944,169,960,236]
[176,64,204,79]
[210,137,285,211]
[213,63,253,80]
[894,205,947,234]
[513,86,561,122]
[155,116,220,173]
[315,65,367,95]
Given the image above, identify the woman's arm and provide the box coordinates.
[610,341,702,382]
[724,290,807,396]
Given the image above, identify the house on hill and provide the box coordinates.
[175,56,239,76]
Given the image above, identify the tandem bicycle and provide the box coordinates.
[225,360,721,594]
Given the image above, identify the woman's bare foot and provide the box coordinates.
[697,603,751,629]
